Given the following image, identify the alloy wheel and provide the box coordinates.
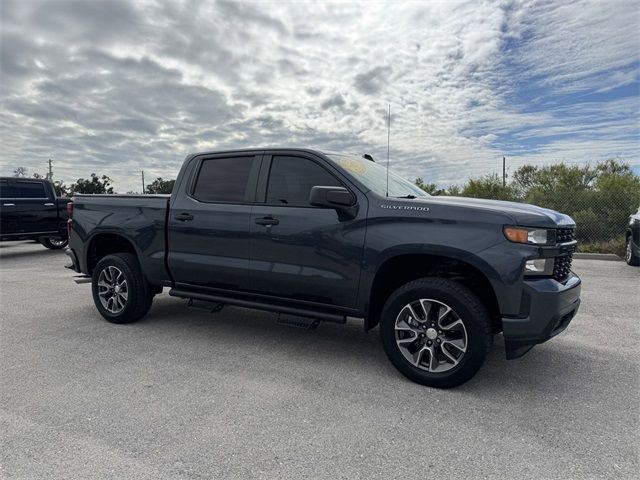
[395,298,468,373]
[97,266,128,314]
[49,238,67,247]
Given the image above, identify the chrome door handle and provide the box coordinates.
[3,203,15,206]
[44,203,54,206]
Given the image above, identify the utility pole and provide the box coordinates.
[47,158,53,181]
[502,155,506,187]
[141,170,145,194]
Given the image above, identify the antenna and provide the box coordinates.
[386,104,390,197]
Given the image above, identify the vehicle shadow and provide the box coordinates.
[132,295,619,399]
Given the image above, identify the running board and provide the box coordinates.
[73,275,92,284]
[169,288,347,324]
[276,315,321,330]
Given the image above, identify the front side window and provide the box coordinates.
[192,156,256,203]
[266,156,342,207]
[0,180,17,199]
[16,181,47,198]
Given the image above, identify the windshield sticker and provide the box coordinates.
[341,159,368,175]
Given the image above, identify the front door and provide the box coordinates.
[167,153,262,291]
[249,154,366,309]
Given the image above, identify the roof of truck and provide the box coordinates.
[187,148,330,158]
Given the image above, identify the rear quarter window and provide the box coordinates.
[16,181,47,198]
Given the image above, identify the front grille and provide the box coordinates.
[553,255,573,281]
[556,227,575,243]
[553,227,576,281]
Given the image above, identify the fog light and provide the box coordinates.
[525,258,553,276]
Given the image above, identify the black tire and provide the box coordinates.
[380,278,492,388]
[625,236,640,266]
[91,253,154,324]
[40,237,68,249]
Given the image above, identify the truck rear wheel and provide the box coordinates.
[40,237,68,249]
[380,278,492,388]
[91,253,154,324]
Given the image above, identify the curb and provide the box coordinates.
[574,253,622,261]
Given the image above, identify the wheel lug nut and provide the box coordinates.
[420,333,425,338]
[438,330,442,334]
[427,340,432,346]
[436,338,441,343]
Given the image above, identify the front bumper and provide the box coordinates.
[502,273,581,359]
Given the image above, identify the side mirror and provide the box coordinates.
[309,186,357,219]
[310,186,355,207]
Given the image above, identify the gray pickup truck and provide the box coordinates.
[65,148,581,388]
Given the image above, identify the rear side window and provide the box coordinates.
[0,179,17,199]
[16,181,47,198]
[267,156,342,207]
[192,156,256,203]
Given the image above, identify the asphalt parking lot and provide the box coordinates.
[1,241,638,479]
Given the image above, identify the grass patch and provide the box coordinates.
[578,238,626,257]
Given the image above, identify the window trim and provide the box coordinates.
[259,154,352,208]
[187,153,263,205]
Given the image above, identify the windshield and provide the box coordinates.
[327,154,429,198]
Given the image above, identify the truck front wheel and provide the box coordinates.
[91,253,154,324]
[380,278,492,388]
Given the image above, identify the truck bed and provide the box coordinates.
[71,194,170,283]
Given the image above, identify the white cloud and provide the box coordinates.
[0,0,637,192]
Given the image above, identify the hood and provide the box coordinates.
[409,196,575,228]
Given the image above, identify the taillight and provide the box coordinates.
[66,202,73,238]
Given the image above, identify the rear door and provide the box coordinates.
[248,153,367,309]
[0,179,19,235]
[14,180,58,233]
[167,153,262,291]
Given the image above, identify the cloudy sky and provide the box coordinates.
[1,0,639,192]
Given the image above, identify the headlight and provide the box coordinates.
[524,258,554,276]
[504,226,554,245]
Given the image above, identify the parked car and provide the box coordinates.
[65,148,581,388]
[0,177,71,249]
[626,206,640,266]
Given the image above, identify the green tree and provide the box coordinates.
[460,173,516,201]
[13,166,28,177]
[69,174,115,194]
[145,177,175,194]
[52,181,68,196]
[415,177,446,195]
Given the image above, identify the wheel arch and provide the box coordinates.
[364,250,502,333]
[86,232,139,275]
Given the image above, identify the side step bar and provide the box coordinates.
[169,288,347,324]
